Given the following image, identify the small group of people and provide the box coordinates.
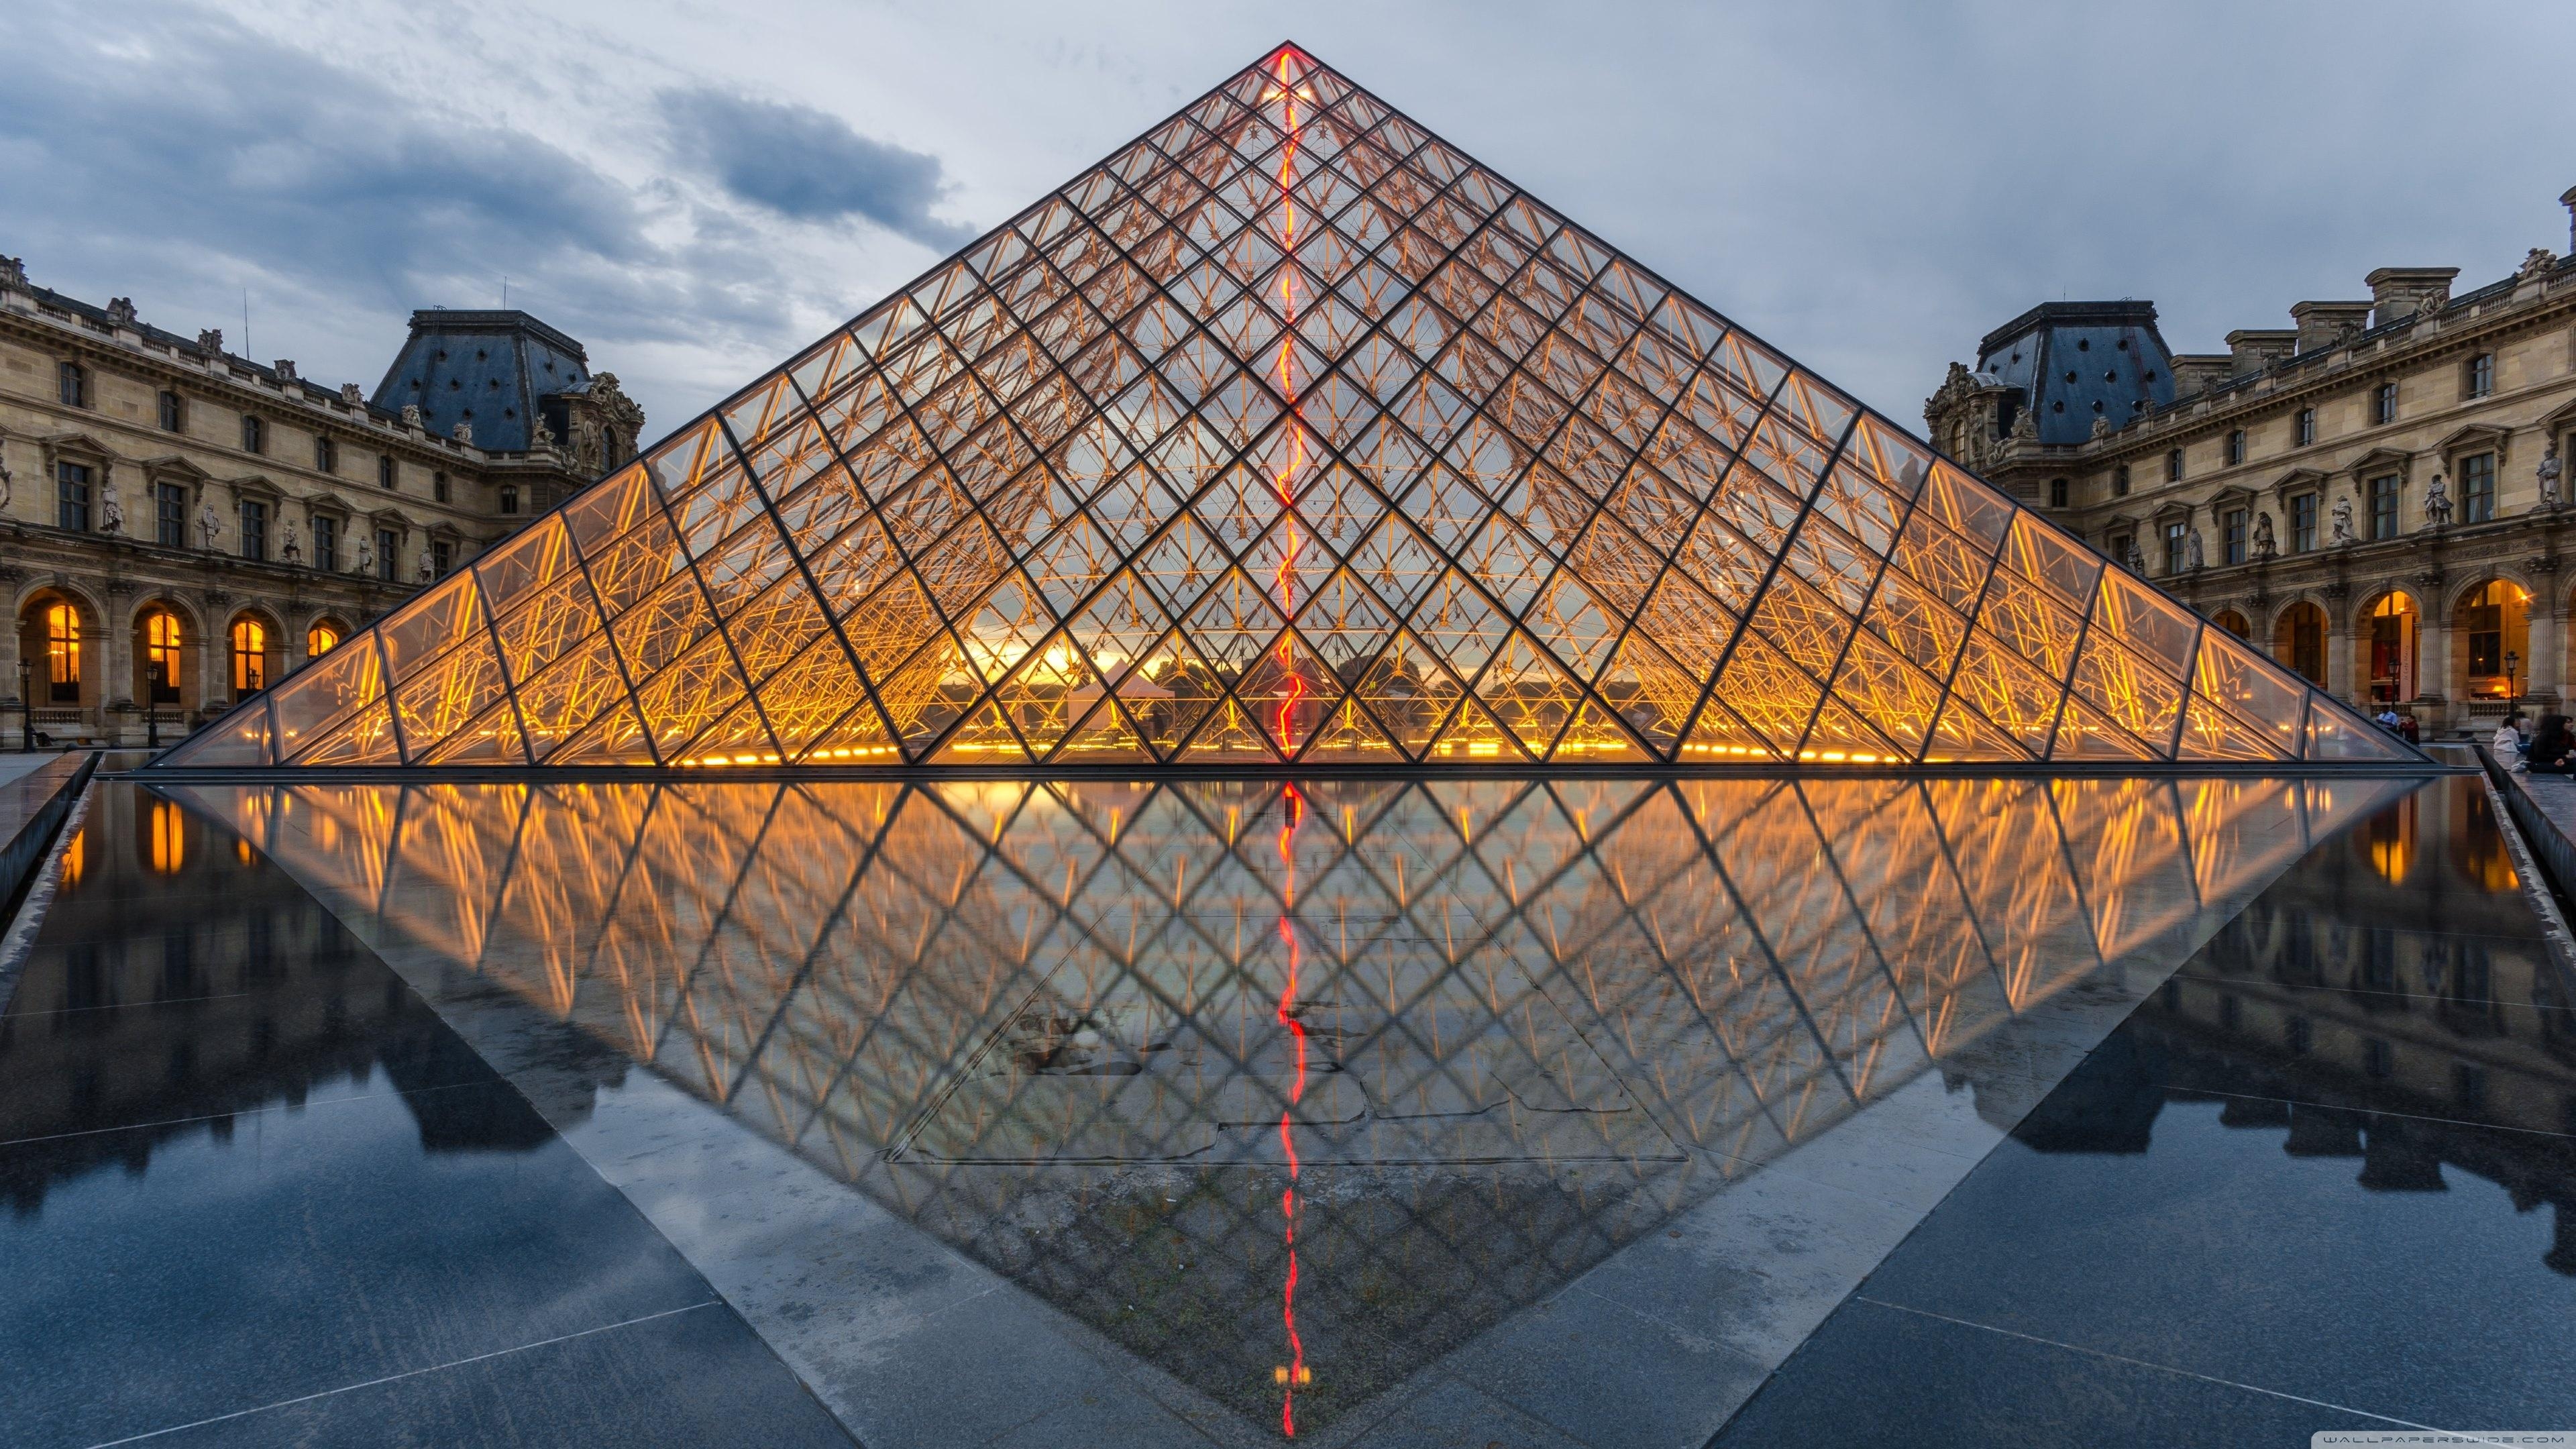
[2493,710,2576,774]
[2373,706,2422,743]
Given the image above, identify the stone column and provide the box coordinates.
[199,592,229,714]
[2530,562,2565,707]
[2420,606,2453,728]
[101,580,134,712]
[0,570,22,732]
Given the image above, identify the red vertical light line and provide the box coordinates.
[1270,51,1307,753]
[1275,781,1307,1437]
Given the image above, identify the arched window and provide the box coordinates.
[44,602,81,702]
[144,610,183,704]
[307,621,341,658]
[2212,610,2251,640]
[2273,602,2328,686]
[231,617,269,697]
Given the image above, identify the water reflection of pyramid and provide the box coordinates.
[163,45,2419,770]
[172,775,2411,1434]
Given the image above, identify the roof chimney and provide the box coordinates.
[2365,267,2459,328]
[2224,329,2296,376]
[2288,301,2372,353]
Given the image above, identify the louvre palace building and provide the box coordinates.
[0,255,643,746]
[1927,187,2576,735]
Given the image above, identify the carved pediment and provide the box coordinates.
[2269,466,2330,498]
[36,429,119,463]
[2209,483,2258,511]
[2430,422,2512,462]
[227,473,286,502]
[2151,497,2196,522]
[2348,446,2412,480]
[136,453,214,484]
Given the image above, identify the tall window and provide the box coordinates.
[2465,353,2494,398]
[2369,474,2401,539]
[2163,520,2188,574]
[431,539,452,578]
[144,610,182,704]
[155,482,187,547]
[312,515,337,572]
[2368,593,2418,702]
[307,621,341,658]
[432,470,449,503]
[57,360,86,407]
[2165,448,2184,482]
[229,618,268,697]
[44,602,80,702]
[2047,477,2068,508]
[239,498,267,561]
[2291,492,2318,553]
[315,435,337,473]
[2112,464,2131,497]
[2461,451,2496,523]
[55,462,91,531]
[2226,429,2246,466]
[375,527,399,582]
[2373,382,2398,426]
[158,390,184,433]
[2295,407,2315,447]
[2223,508,2249,564]
[240,414,265,453]
[2110,533,2135,568]
[379,454,397,490]
[498,484,520,515]
[2288,605,2325,685]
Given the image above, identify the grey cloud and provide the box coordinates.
[661,89,973,249]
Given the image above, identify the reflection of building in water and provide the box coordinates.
[172,773,2403,1433]
[2022,780,2576,1275]
[0,792,561,1216]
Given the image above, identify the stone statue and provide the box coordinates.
[354,532,374,576]
[418,549,435,583]
[99,481,123,535]
[2520,248,2559,282]
[2184,529,2204,572]
[2422,469,2453,527]
[197,502,222,550]
[2089,415,2113,441]
[272,359,297,382]
[105,297,137,327]
[2123,537,2147,574]
[2330,494,2357,546]
[280,520,302,565]
[529,414,555,449]
[400,403,423,429]
[196,327,223,354]
[2539,443,2563,511]
[2253,511,2277,559]
[0,256,25,288]
[339,382,364,406]
[0,449,13,511]
[451,420,474,445]
[2010,408,2038,443]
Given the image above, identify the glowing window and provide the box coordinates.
[308,622,341,658]
[145,610,182,704]
[45,602,81,702]
[231,618,269,696]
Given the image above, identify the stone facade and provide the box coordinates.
[0,258,640,745]
[1929,187,2576,735]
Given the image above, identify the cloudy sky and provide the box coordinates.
[7,0,2573,443]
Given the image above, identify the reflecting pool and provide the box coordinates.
[7,771,2567,1447]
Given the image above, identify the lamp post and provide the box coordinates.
[2507,649,2521,710]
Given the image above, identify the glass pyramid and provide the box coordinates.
[159,44,2422,771]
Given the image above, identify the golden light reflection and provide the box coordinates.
[171,771,2408,1434]
[162,46,2414,773]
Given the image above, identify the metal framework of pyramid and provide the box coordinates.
[160,44,2424,771]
